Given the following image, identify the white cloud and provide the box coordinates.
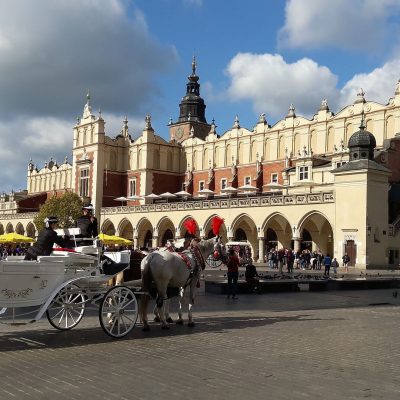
[279,0,400,51]
[223,52,400,124]
[225,53,339,120]
[0,0,178,193]
[0,0,177,119]
[340,58,400,106]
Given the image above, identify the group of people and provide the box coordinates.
[266,248,351,276]
[24,204,98,261]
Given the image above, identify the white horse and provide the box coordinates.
[140,236,219,330]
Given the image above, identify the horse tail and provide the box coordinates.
[141,253,154,297]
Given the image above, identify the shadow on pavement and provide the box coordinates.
[0,313,343,352]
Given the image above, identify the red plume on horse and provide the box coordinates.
[183,218,197,236]
[211,216,224,260]
[211,216,224,236]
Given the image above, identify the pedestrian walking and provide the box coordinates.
[342,253,350,273]
[323,254,332,277]
[332,257,339,277]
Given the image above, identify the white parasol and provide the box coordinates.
[114,196,128,205]
[198,188,214,197]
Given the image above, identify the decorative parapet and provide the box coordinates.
[101,192,335,215]
[0,212,39,220]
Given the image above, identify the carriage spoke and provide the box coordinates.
[57,309,66,327]
[121,314,135,324]
[121,298,135,309]
[51,308,64,320]
[67,310,77,325]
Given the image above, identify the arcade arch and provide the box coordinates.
[203,214,228,242]
[298,212,334,255]
[0,223,4,235]
[101,219,116,235]
[26,222,36,238]
[261,213,292,251]
[230,214,257,253]
[157,217,175,246]
[118,218,133,240]
[178,216,200,238]
[136,218,153,249]
[15,223,24,235]
[6,223,14,233]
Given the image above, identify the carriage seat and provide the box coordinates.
[101,255,129,276]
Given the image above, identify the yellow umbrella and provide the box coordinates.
[98,233,132,245]
[0,232,35,244]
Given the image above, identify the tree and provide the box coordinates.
[34,192,83,231]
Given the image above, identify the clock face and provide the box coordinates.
[175,127,184,140]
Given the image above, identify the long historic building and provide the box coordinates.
[1,58,400,269]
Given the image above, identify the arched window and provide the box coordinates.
[327,127,335,152]
[310,130,317,153]
[278,136,285,159]
[386,115,394,139]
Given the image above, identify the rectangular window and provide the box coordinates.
[244,176,251,186]
[79,168,89,197]
[221,178,227,190]
[128,178,136,197]
[199,181,205,191]
[336,161,347,168]
[298,166,309,181]
[271,173,278,183]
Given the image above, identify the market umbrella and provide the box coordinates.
[220,186,239,196]
[160,192,177,202]
[175,190,192,201]
[114,196,128,206]
[98,233,133,245]
[265,182,284,190]
[0,232,35,243]
[175,190,192,197]
[127,195,144,201]
[198,188,214,198]
[144,193,161,204]
[145,193,161,199]
[238,184,259,192]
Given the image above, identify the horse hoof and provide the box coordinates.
[142,325,150,332]
[161,324,170,330]
[187,321,195,328]
[166,317,174,323]
[153,316,161,322]
[176,319,184,325]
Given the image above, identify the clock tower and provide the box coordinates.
[169,57,211,143]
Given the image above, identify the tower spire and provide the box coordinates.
[191,55,196,76]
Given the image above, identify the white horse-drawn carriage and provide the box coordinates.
[0,228,220,337]
[0,228,141,338]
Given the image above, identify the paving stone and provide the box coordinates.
[0,289,399,399]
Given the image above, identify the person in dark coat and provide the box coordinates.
[24,216,68,260]
[76,204,98,238]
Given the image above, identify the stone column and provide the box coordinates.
[152,236,159,249]
[258,237,265,263]
[293,238,301,252]
[133,237,139,250]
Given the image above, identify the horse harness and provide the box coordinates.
[178,244,206,289]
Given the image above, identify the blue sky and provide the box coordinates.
[1,0,400,193]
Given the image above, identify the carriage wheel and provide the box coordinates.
[99,286,138,338]
[46,283,86,330]
[206,254,223,268]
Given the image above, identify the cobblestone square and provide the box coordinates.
[1,289,399,399]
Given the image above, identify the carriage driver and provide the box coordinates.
[24,216,69,260]
[76,203,98,238]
